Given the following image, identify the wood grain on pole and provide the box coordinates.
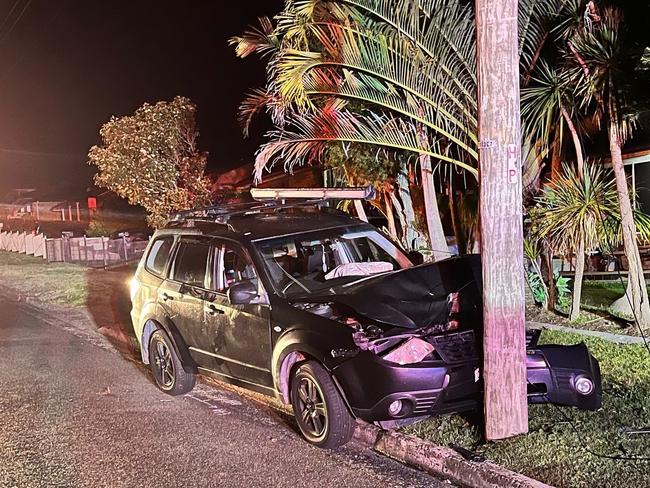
[475,0,529,440]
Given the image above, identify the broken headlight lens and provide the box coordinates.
[382,337,435,365]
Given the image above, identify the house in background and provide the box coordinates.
[620,148,650,212]
[209,163,323,202]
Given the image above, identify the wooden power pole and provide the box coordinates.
[475,0,528,440]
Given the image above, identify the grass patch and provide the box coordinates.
[403,330,650,488]
[0,251,90,306]
[581,280,629,312]
[527,280,648,336]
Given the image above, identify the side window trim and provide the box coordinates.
[216,244,226,293]
[207,244,225,294]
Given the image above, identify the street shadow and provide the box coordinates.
[85,264,139,360]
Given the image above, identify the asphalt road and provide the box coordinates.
[0,295,452,488]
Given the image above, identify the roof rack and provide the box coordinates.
[251,186,375,201]
[168,186,375,225]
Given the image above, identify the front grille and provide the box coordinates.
[430,330,477,363]
[412,393,440,415]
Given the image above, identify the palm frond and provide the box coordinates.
[229,17,279,58]
[235,0,560,185]
[339,0,476,88]
[271,22,477,145]
[521,60,577,146]
[253,107,478,182]
[519,0,561,83]
[302,65,478,159]
[238,88,276,137]
[568,6,642,142]
[531,163,650,253]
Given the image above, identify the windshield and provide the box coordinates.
[255,226,413,297]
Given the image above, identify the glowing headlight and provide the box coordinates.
[129,277,139,301]
[382,337,434,365]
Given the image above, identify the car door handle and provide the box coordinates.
[161,292,174,302]
[205,304,225,316]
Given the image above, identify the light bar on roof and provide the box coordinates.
[250,186,375,201]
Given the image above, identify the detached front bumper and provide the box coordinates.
[333,338,602,423]
[527,342,602,410]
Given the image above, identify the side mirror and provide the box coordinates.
[408,250,424,265]
[227,280,258,305]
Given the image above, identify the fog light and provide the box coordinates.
[574,376,594,395]
[388,400,403,417]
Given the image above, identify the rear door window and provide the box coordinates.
[145,237,174,277]
[172,239,211,288]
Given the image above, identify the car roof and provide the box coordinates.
[157,207,367,242]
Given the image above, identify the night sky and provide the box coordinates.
[0,0,282,200]
[1,1,649,201]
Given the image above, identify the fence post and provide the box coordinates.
[101,237,107,268]
[122,234,129,262]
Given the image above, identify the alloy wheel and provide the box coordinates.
[152,339,175,389]
[296,376,328,439]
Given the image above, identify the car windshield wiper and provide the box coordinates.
[282,278,311,295]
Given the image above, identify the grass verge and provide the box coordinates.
[527,280,649,336]
[0,251,89,305]
[403,330,650,488]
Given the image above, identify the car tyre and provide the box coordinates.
[290,361,355,449]
[148,329,195,395]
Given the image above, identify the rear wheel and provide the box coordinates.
[148,329,195,395]
[290,361,355,449]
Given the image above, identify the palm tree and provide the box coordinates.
[231,0,560,258]
[570,5,650,327]
[236,0,479,259]
[521,61,586,175]
[531,164,650,321]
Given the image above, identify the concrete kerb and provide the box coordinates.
[527,320,649,345]
[1,286,553,488]
[353,421,552,488]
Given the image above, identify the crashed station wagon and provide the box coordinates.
[130,187,602,448]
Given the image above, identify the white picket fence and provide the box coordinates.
[0,231,147,267]
[0,231,47,258]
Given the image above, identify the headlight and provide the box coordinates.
[382,337,434,365]
[129,277,139,301]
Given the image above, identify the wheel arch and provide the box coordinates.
[139,314,197,375]
[272,330,351,409]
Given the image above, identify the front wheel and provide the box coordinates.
[148,329,195,396]
[290,361,355,449]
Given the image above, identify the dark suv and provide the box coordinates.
[130,200,602,448]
